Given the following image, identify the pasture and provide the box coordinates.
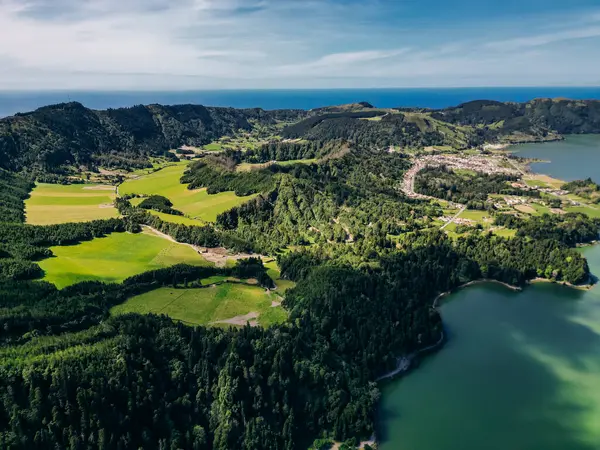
[119,163,255,222]
[39,231,211,288]
[25,183,118,225]
[111,283,287,327]
[458,209,492,223]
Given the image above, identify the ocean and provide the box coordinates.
[1,87,600,117]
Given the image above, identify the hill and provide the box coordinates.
[1,99,599,180]
[0,102,305,174]
[432,98,600,143]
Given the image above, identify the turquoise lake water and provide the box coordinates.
[379,245,600,450]
[379,137,600,449]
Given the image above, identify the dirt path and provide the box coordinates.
[143,225,265,267]
[212,312,259,327]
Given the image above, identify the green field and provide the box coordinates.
[566,205,600,218]
[25,183,118,225]
[39,231,211,288]
[119,163,255,222]
[264,260,296,292]
[111,283,287,327]
[458,209,492,223]
[491,227,517,238]
[203,142,223,151]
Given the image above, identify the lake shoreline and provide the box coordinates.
[375,279,521,384]
[376,274,593,383]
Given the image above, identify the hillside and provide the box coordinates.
[281,110,479,150]
[432,98,600,143]
[1,98,599,179]
[0,102,305,173]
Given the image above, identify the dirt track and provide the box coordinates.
[143,225,265,267]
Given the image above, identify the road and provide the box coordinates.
[440,205,467,230]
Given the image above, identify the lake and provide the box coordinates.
[378,244,600,450]
[510,135,600,182]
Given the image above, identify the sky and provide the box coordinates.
[0,0,600,90]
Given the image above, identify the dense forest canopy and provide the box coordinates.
[0,102,306,173]
[0,98,599,449]
[431,98,600,141]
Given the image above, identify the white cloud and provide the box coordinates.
[275,49,410,77]
[485,26,600,51]
[0,1,599,89]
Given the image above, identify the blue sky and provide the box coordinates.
[0,0,599,89]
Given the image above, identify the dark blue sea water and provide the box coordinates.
[1,87,600,117]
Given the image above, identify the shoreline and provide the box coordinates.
[375,279,519,384]
[375,275,592,383]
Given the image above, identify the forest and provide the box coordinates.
[0,100,599,449]
[431,98,600,140]
[0,102,306,174]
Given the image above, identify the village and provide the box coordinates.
[402,153,596,232]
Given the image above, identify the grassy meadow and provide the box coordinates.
[236,159,318,172]
[264,260,296,293]
[39,231,211,288]
[119,163,255,223]
[25,183,118,225]
[111,283,287,327]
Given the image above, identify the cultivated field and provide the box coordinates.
[119,163,255,223]
[25,183,118,225]
[39,231,211,288]
[111,283,287,327]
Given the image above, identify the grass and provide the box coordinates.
[459,209,492,223]
[111,283,287,327]
[454,168,477,177]
[203,142,223,152]
[264,260,296,293]
[566,206,600,218]
[119,163,256,222]
[147,210,205,226]
[39,231,211,288]
[524,178,550,188]
[530,203,551,215]
[514,204,537,214]
[25,183,118,225]
[492,227,517,238]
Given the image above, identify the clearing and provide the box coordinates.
[264,260,296,292]
[119,163,255,223]
[236,159,317,172]
[25,183,118,225]
[111,282,287,327]
[39,230,211,288]
[514,204,537,214]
